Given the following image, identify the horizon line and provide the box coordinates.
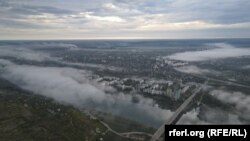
[0,37,250,41]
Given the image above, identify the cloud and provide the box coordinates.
[0,43,125,73]
[177,109,207,124]
[0,42,79,61]
[0,59,173,127]
[164,0,250,24]
[210,90,250,120]
[102,2,142,16]
[0,45,51,61]
[0,1,73,16]
[103,3,121,11]
[168,43,250,62]
[0,18,46,29]
[242,65,250,69]
[29,42,79,50]
[113,0,250,24]
[80,12,125,23]
[199,105,242,124]
[178,105,243,124]
[0,1,75,30]
[175,65,212,74]
[0,0,250,39]
[0,59,14,66]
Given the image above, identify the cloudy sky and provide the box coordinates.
[0,0,250,39]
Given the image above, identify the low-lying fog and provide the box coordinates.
[0,42,249,127]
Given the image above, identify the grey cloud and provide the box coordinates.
[199,105,242,124]
[0,1,73,16]
[177,109,206,124]
[0,0,250,38]
[168,43,250,62]
[2,0,250,24]
[0,1,75,29]
[210,90,250,121]
[113,0,250,24]
[0,43,123,71]
[242,65,250,69]
[0,19,46,29]
[0,43,78,61]
[175,65,214,75]
[0,45,51,61]
[178,105,243,124]
[164,0,250,24]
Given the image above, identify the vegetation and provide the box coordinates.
[0,78,129,141]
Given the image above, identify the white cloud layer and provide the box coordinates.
[168,43,250,61]
[0,43,124,72]
[0,46,50,61]
[0,43,78,61]
[0,59,173,127]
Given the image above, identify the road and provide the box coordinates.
[151,82,207,141]
[191,74,250,89]
[100,120,153,139]
[120,132,153,137]
[86,111,153,139]
[100,121,121,136]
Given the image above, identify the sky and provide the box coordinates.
[0,0,250,39]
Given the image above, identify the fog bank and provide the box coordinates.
[168,43,250,61]
[0,59,172,127]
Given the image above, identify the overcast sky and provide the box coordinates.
[0,0,250,39]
